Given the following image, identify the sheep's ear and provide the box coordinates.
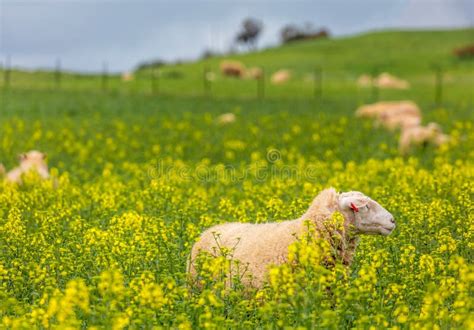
[339,195,369,211]
[18,153,27,161]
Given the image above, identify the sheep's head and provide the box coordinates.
[338,191,395,236]
[427,122,442,134]
[18,150,48,173]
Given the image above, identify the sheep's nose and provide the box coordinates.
[390,217,396,224]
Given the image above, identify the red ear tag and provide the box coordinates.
[350,203,359,212]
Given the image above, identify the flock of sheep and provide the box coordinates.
[215,98,450,157]
[120,60,291,85]
[3,101,449,291]
[190,107,448,288]
[220,60,291,84]
[219,62,413,89]
[355,100,449,155]
[5,67,449,291]
[189,72,451,289]
[121,62,409,90]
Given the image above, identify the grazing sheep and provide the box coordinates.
[356,73,409,89]
[121,72,134,82]
[356,101,421,122]
[271,69,291,85]
[355,102,387,119]
[216,113,236,125]
[356,100,422,131]
[375,72,410,89]
[4,150,50,184]
[399,122,450,155]
[189,188,395,288]
[220,60,246,78]
[377,111,421,131]
[246,67,263,80]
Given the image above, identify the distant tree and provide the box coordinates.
[235,18,263,50]
[280,23,330,44]
[280,24,301,44]
[135,59,167,72]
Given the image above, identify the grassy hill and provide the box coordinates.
[2,28,473,101]
[0,29,473,328]
[163,28,474,75]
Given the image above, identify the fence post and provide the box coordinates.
[434,65,443,105]
[101,61,108,92]
[371,67,379,102]
[257,68,265,100]
[203,65,211,98]
[54,58,61,90]
[4,56,11,90]
[151,68,159,95]
[314,66,322,100]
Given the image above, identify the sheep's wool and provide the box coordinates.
[189,188,361,288]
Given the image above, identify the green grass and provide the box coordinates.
[0,29,473,329]
[1,29,473,101]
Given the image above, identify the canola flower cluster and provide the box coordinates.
[0,100,473,329]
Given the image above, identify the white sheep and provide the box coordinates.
[375,72,410,89]
[245,67,263,80]
[271,69,291,85]
[399,122,450,155]
[2,150,50,184]
[356,73,409,89]
[215,113,236,125]
[355,100,420,120]
[220,60,246,78]
[356,100,422,131]
[377,111,421,131]
[188,188,395,288]
[121,72,134,82]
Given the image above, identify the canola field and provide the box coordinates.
[0,89,472,329]
[1,30,474,329]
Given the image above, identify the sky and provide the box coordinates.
[0,0,473,73]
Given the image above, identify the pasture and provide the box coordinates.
[0,29,473,329]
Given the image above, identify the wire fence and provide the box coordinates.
[1,57,471,106]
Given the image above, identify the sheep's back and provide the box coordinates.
[190,220,303,286]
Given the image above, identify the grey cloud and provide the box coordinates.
[0,0,471,72]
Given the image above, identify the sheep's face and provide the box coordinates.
[19,150,49,174]
[427,122,442,134]
[339,192,395,236]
